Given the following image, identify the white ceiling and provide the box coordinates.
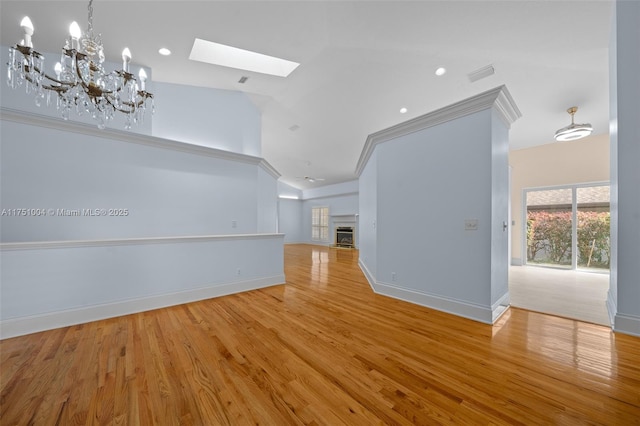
[0,0,613,189]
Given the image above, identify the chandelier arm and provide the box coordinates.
[7,2,154,129]
[104,93,135,114]
[72,51,117,100]
[103,92,153,114]
[14,49,71,93]
[73,51,93,91]
[21,68,72,93]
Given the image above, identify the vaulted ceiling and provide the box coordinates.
[0,1,613,189]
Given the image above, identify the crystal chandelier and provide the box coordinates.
[6,0,154,129]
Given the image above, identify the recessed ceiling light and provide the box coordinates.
[189,38,300,77]
[158,48,171,56]
[399,107,408,114]
[435,67,447,76]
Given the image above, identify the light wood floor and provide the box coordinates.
[1,244,639,425]
[509,265,611,326]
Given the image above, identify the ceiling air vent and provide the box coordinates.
[468,65,495,83]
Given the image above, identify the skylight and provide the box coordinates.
[189,38,300,77]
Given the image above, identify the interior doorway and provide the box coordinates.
[510,182,611,325]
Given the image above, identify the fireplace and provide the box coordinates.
[335,226,354,248]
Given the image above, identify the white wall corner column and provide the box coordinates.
[355,86,521,324]
[607,0,640,337]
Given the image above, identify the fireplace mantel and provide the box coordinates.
[331,214,357,223]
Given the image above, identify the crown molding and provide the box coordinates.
[0,107,280,178]
[355,85,522,176]
[259,159,281,179]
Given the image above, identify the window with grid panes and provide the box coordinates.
[311,207,329,241]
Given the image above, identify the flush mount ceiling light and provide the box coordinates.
[189,38,299,77]
[6,0,154,129]
[399,107,408,114]
[435,67,446,76]
[555,106,593,141]
[158,48,171,56]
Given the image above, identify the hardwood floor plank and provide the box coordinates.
[2,244,639,424]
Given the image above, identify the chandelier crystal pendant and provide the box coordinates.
[554,106,592,142]
[6,0,154,130]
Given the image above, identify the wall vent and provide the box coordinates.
[468,65,495,82]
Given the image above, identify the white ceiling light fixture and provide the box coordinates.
[189,38,300,77]
[555,106,593,141]
[6,0,154,129]
[158,48,171,56]
[399,107,408,114]
[435,67,446,76]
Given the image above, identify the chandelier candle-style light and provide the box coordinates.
[6,0,154,129]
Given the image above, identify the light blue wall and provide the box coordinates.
[257,167,278,233]
[1,234,284,338]
[0,53,283,337]
[376,111,493,307]
[277,181,303,243]
[490,108,510,306]
[278,199,303,243]
[355,87,519,324]
[608,0,640,336]
[358,150,378,279]
[152,82,262,157]
[0,120,262,242]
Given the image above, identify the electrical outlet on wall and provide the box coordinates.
[391,272,397,282]
[232,220,237,228]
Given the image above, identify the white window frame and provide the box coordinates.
[311,206,329,242]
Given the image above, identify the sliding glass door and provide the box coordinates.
[576,186,610,270]
[525,183,609,271]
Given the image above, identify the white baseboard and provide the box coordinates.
[491,292,511,323]
[606,290,617,327]
[358,259,376,292]
[511,257,523,266]
[0,275,284,340]
[614,313,640,337]
[357,258,506,324]
[371,281,496,325]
